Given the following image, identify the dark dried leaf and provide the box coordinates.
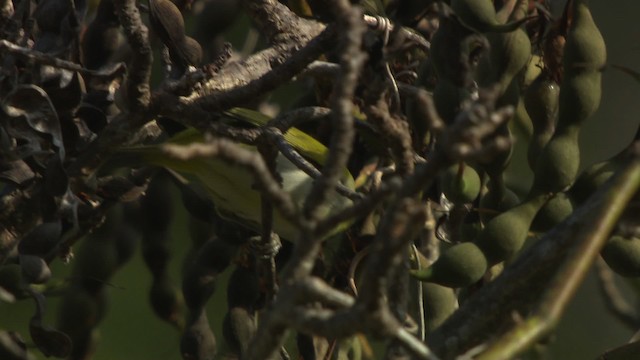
[42,70,85,113]
[0,159,36,185]
[59,112,80,153]
[76,103,108,133]
[2,85,64,158]
[1,118,47,162]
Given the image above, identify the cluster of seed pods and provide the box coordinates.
[139,175,183,330]
[56,207,138,358]
[177,181,271,359]
[570,131,640,276]
[411,0,620,293]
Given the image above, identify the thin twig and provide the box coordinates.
[315,176,403,240]
[241,0,323,44]
[277,0,367,286]
[267,106,332,132]
[0,40,126,78]
[302,0,366,223]
[595,257,640,329]
[264,127,362,200]
[363,14,430,51]
[256,135,282,300]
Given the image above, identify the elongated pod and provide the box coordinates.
[532,0,606,193]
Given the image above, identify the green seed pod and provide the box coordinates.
[570,158,618,205]
[601,235,640,277]
[524,73,560,169]
[440,163,481,204]
[451,0,529,33]
[480,179,520,223]
[532,126,580,193]
[422,283,458,333]
[531,0,606,195]
[562,0,607,73]
[531,192,574,232]
[477,193,549,263]
[222,307,256,356]
[482,27,531,96]
[410,242,488,288]
[557,70,603,130]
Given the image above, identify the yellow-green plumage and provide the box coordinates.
[110,108,355,242]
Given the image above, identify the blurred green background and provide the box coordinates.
[2,1,640,359]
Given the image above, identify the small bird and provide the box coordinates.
[103,108,355,241]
